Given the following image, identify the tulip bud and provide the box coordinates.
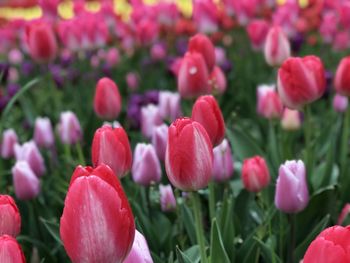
[212,139,234,182]
[1,129,18,159]
[124,230,153,263]
[158,91,182,122]
[57,111,82,145]
[60,164,135,263]
[132,143,161,186]
[14,141,45,177]
[126,72,139,92]
[335,57,350,96]
[151,124,168,161]
[242,156,270,192]
[94,77,122,120]
[165,118,213,191]
[210,66,227,95]
[192,95,225,147]
[275,160,309,213]
[177,52,210,99]
[159,184,176,212]
[92,125,132,178]
[281,108,302,131]
[333,94,349,113]
[264,26,291,66]
[277,56,326,109]
[303,226,350,263]
[26,21,58,63]
[141,104,163,139]
[338,203,350,225]
[0,235,26,263]
[188,33,216,72]
[247,19,269,50]
[257,84,283,119]
[12,161,40,200]
[34,117,55,148]
[0,195,21,237]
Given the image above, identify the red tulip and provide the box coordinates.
[247,19,269,50]
[94,77,122,120]
[92,125,132,178]
[26,20,58,63]
[335,57,350,96]
[304,225,350,263]
[188,33,216,72]
[177,52,210,99]
[264,26,291,67]
[192,95,225,147]
[0,235,26,263]
[277,56,326,109]
[0,195,21,237]
[242,156,270,192]
[165,118,213,191]
[60,164,135,263]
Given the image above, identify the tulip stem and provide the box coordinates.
[75,142,85,166]
[192,192,208,263]
[288,214,296,263]
[304,106,313,180]
[208,182,215,222]
[340,108,350,187]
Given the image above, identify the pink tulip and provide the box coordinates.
[0,235,26,263]
[158,91,182,122]
[264,26,291,67]
[12,161,40,200]
[159,184,176,212]
[1,129,18,159]
[188,33,216,72]
[141,104,163,139]
[242,156,270,192]
[34,117,55,148]
[132,143,162,186]
[126,72,139,92]
[57,111,82,145]
[14,141,45,177]
[192,0,219,34]
[280,108,302,131]
[0,195,21,237]
[333,94,349,113]
[124,230,153,263]
[212,139,234,182]
[247,19,269,50]
[210,66,227,95]
[152,124,168,161]
[257,84,283,119]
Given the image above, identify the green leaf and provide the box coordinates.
[254,237,282,263]
[181,203,197,245]
[210,219,230,263]
[226,127,264,161]
[294,214,330,261]
[39,217,62,245]
[176,246,193,263]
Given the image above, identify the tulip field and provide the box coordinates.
[2,0,350,262]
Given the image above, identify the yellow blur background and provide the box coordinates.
[0,0,309,21]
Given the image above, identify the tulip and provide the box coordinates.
[151,124,168,161]
[57,111,82,145]
[126,72,139,92]
[338,203,350,225]
[0,235,26,263]
[132,143,161,186]
[150,43,166,61]
[165,118,213,191]
[12,161,40,200]
[212,139,234,182]
[257,84,283,119]
[34,117,55,148]
[158,91,182,122]
[94,77,122,120]
[277,56,326,109]
[1,129,18,159]
[210,66,227,95]
[60,164,135,263]
[0,195,21,237]
[247,19,269,50]
[177,52,210,99]
[14,141,45,177]
[26,20,58,63]
[159,184,176,212]
[8,49,23,65]
[335,57,350,96]
[105,48,120,67]
[280,108,302,131]
[333,94,349,113]
[188,33,216,72]
[124,230,153,263]
[303,226,350,263]
[92,125,132,178]
[264,26,291,67]
[275,160,309,213]
[141,104,163,139]
[242,156,270,192]
[192,95,225,147]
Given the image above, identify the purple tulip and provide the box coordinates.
[151,124,168,161]
[124,230,153,263]
[275,160,309,213]
[212,139,234,182]
[12,161,40,200]
[57,111,82,145]
[158,91,182,122]
[14,141,45,177]
[159,184,176,212]
[132,143,161,186]
[1,129,18,159]
[34,117,55,148]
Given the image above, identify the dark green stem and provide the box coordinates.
[208,182,216,222]
[288,214,296,263]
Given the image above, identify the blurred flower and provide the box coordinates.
[188,33,216,72]
[57,111,82,145]
[159,184,176,212]
[210,66,227,95]
[126,72,139,92]
[14,141,45,177]
[247,19,269,50]
[335,56,350,97]
[141,104,162,139]
[152,124,168,161]
[34,117,55,148]
[8,49,23,65]
[1,129,18,159]
[124,230,153,263]
[280,108,302,131]
[7,83,20,97]
[0,195,21,237]
[338,203,350,226]
[275,160,309,213]
[257,84,283,119]
[212,139,234,182]
[242,156,270,192]
[264,26,291,67]
[60,164,135,263]
[158,91,182,122]
[333,94,348,113]
[150,43,167,61]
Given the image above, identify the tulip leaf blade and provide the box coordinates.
[181,203,197,245]
[39,217,62,246]
[253,237,282,263]
[209,219,230,263]
[176,246,195,263]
